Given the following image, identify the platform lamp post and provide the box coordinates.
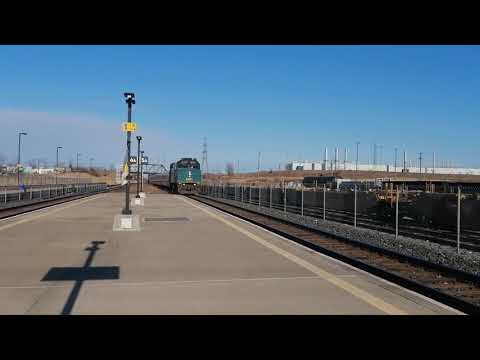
[122,92,135,215]
[136,135,142,199]
[56,146,63,185]
[355,141,360,174]
[17,132,27,185]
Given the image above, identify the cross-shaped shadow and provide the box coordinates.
[41,241,120,315]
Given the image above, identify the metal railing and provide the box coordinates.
[200,183,469,254]
[0,183,108,207]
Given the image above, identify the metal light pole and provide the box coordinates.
[355,141,360,173]
[136,136,142,199]
[122,92,135,215]
[76,153,81,170]
[17,132,27,185]
[257,152,261,179]
[56,146,63,185]
[394,147,397,173]
[419,152,422,174]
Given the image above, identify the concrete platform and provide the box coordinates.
[0,192,462,315]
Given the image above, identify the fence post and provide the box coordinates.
[301,184,304,216]
[354,185,357,228]
[323,184,326,220]
[284,183,287,215]
[457,186,461,254]
[4,186,6,203]
[249,185,251,205]
[258,186,262,210]
[270,185,272,209]
[395,185,399,239]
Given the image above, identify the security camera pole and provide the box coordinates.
[136,136,142,199]
[122,92,135,215]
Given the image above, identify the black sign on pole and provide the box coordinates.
[141,156,148,165]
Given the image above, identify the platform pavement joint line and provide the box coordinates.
[177,195,408,315]
[0,194,108,232]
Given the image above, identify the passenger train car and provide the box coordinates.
[149,158,201,194]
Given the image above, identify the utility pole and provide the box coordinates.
[122,92,135,215]
[324,147,328,170]
[17,132,27,185]
[56,146,63,185]
[433,152,436,175]
[419,152,423,174]
[257,152,261,179]
[335,147,338,171]
[344,147,347,170]
[202,137,208,178]
[394,147,397,172]
[136,136,142,199]
[76,153,81,170]
[403,150,407,172]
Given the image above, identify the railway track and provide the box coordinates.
[0,184,120,220]
[190,194,480,315]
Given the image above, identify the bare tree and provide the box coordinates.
[226,162,234,175]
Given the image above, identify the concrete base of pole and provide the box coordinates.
[132,198,144,206]
[112,214,140,231]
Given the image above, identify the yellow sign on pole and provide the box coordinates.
[122,122,137,132]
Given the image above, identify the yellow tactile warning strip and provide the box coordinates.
[179,196,408,315]
[0,194,107,232]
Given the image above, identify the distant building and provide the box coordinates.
[38,168,55,174]
[286,160,480,176]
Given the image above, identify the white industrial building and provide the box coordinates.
[286,160,480,176]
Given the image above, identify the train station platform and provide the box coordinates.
[0,191,461,315]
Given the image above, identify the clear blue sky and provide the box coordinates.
[0,45,479,172]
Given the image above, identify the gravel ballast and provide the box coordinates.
[199,194,480,277]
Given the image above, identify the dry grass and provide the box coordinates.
[203,169,480,185]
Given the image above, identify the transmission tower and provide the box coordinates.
[202,137,208,176]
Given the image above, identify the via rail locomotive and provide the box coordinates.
[149,158,201,194]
